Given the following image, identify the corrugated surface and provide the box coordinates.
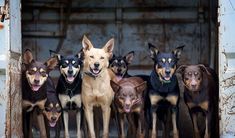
[218,0,235,137]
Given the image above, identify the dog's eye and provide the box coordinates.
[45,107,52,111]
[40,71,47,77]
[100,56,104,59]
[185,78,189,81]
[62,63,68,68]
[56,107,62,113]
[90,56,94,58]
[29,69,36,75]
[198,78,201,81]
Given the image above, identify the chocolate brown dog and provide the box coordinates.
[110,77,147,138]
[22,49,58,138]
[177,64,219,138]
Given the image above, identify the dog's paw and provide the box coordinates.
[195,131,200,138]
[151,133,157,138]
[204,133,209,138]
[102,133,109,138]
[173,132,179,138]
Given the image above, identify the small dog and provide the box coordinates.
[110,77,147,138]
[148,43,184,138]
[177,64,219,138]
[109,51,134,81]
[52,51,83,138]
[43,76,62,138]
[81,35,115,138]
[22,49,58,138]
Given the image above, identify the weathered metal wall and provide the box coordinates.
[22,0,217,76]
[218,0,235,137]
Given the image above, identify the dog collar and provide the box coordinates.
[84,72,99,79]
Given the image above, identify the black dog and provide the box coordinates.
[51,51,84,138]
[22,49,58,138]
[43,76,62,138]
[109,51,134,81]
[148,43,184,138]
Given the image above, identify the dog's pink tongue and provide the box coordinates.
[124,108,131,113]
[49,122,56,127]
[67,77,74,83]
[32,85,40,91]
[116,76,123,82]
[93,69,99,74]
[164,77,170,81]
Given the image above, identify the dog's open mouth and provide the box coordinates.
[90,67,102,76]
[49,121,57,127]
[31,84,41,91]
[124,106,131,113]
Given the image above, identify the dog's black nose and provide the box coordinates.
[94,62,100,68]
[34,79,40,84]
[68,70,73,74]
[165,70,171,75]
[117,68,122,72]
[51,116,57,121]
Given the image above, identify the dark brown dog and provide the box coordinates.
[22,49,58,138]
[177,64,219,138]
[110,77,147,138]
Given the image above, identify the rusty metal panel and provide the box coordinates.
[218,0,235,137]
[5,0,22,137]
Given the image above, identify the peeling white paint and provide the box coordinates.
[219,0,235,136]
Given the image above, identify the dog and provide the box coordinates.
[148,43,184,138]
[109,51,134,81]
[43,76,62,138]
[22,49,58,138]
[177,64,219,138]
[52,51,84,138]
[81,35,115,138]
[110,77,147,138]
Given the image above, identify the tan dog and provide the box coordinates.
[81,35,115,138]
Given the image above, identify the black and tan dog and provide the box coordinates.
[109,51,134,81]
[110,77,147,138]
[43,77,62,138]
[52,51,83,138]
[177,64,219,138]
[148,43,184,138]
[22,49,58,138]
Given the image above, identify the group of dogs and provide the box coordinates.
[22,35,218,138]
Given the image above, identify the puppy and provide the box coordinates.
[110,77,147,138]
[177,64,219,138]
[109,51,134,81]
[81,35,115,138]
[43,76,62,138]
[148,43,184,138]
[54,52,83,138]
[22,49,58,138]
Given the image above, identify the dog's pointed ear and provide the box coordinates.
[176,65,187,75]
[124,51,134,64]
[148,43,158,59]
[45,56,59,72]
[77,48,84,60]
[82,35,94,52]
[103,38,114,58]
[49,50,62,61]
[23,49,34,64]
[135,81,147,93]
[172,45,184,59]
[110,80,120,93]
[198,64,211,75]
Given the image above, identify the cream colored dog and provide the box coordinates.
[81,35,115,138]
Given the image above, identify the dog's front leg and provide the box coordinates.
[191,112,200,138]
[85,106,95,138]
[118,113,125,138]
[137,111,145,138]
[63,111,70,138]
[151,110,157,138]
[101,105,111,138]
[76,110,82,138]
[204,111,211,138]
[37,113,47,138]
[171,106,179,138]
